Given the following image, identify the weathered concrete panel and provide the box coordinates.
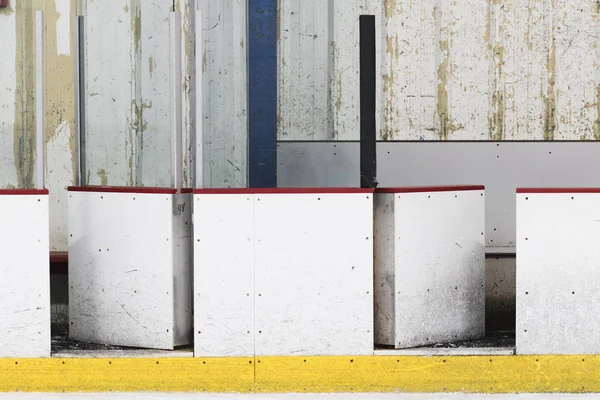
[139,0,171,187]
[83,0,138,187]
[0,4,19,189]
[198,0,248,188]
[278,0,600,141]
[0,0,76,253]
[1,0,247,251]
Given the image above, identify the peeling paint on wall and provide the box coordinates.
[0,1,18,189]
[544,36,557,141]
[595,84,600,140]
[436,37,450,141]
[278,0,600,142]
[5,0,600,250]
[13,0,41,189]
[0,0,76,250]
[384,0,397,19]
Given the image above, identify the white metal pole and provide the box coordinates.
[170,11,183,191]
[35,11,45,190]
[74,15,85,186]
[195,4,203,189]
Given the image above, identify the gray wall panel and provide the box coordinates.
[278,141,600,253]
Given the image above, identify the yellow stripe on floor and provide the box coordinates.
[0,355,599,393]
[0,357,254,393]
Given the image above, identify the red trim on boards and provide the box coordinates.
[50,251,68,264]
[517,188,600,194]
[376,185,485,194]
[0,189,49,195]
[194,188,374,195]
[68,186,178,194]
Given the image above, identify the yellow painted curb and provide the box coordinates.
[1,355,599,393]
[0,357,254,393]
[256,355,600,393]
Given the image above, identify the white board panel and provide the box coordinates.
[516,190,600,355]
[254,192,374,356]
[193,192,255,357]
[374,189,485,349]
[68,190,192,350]
[0,193,50,358]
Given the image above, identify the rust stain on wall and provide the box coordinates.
[381,33,401,140]
[490,43,505,140]
[8,0,76,188]
[594,0,600,17]
[484,1,490,53]
[131,0,141,57]
[384,0,397,19]
[148,56,155,76]
[331,40,343,139]
[544,36,557,140]
[525,0,534,51]
[183,3,193,94]
[44,0,76,142]
[594,84,600,140]
[128,0,141,186]
[13,0,42,188]
[97,168,108,186]
[437,38,450,140]
[45,0,77,185]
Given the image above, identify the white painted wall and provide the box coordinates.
[80,0,247,188]
[0,0,247,252]
[278,0,600,141]
[3,0,600,250]
[0,6,18,187]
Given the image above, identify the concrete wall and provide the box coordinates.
[278,0,600,141]
[0,0,76,252]
[0,0,247,252]
[3,0,600,246]
[1,0,591,331]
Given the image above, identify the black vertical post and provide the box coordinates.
[360,15,377,189]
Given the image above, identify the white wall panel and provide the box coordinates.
[194,192,255,357]
[0,192,50,357]
[193,190,373,357]
[516,190,600,355]
[374,188,485,349]
[68,190,192,350]
[278,141,600,253]
[254,192,374,356]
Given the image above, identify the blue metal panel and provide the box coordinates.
[248,0,277,188]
